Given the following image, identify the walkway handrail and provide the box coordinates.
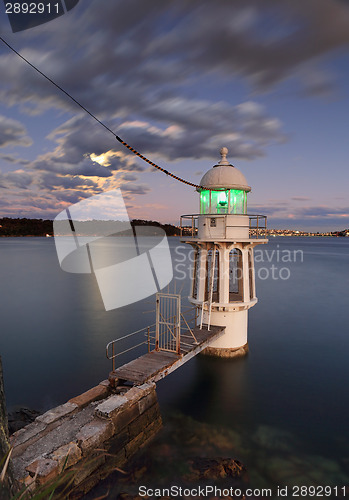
[106,304,201,369]
[106,323,156,371]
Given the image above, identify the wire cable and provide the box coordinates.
[0,35,202,189]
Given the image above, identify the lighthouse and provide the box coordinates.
[180,147,268,358]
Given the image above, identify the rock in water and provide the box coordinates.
[189,457,247,480]
[8,408,41,434]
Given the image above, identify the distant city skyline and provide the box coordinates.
[1,0,349,232]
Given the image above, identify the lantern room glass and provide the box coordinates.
[200,189,247,214]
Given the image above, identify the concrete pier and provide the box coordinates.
[9,325,226,496]
[10,381,161,497]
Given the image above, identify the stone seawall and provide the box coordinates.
[10,381,162,497]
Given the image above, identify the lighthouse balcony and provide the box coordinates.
[180,214,267,242]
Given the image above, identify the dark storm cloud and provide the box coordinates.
[2,0,349,219]
[46,117,120,164]
[154,0,349,92]
[33,155,114,177]
[1,0,349,118]
[39,172,99,191]
[115,99,285,161]
[28,100,284,178]
[1,0,347,177]
[30,117,144,180]
[6,0,347,184]
[55,190,93,204]
[0,115,32,148]
[31,100,283,182]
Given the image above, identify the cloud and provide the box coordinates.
[116,101,285,161]
[22,98,284,211]
[36,98,284,171]
[0,191,69,218]
[120,173,138,182]
[0,153,30,165]
[299,66,336,97]
[251,201,349,222]
[38,172,100,191]
[249,204,288,216]
[30,117,146,188]
[2,0,349,221]
[55,190,94,204]
[0,115,32,148]
[34,155,115,178]
[291,196,311,201]
[0,112,152,215]
[160,0,349,93]
[0,169,34,189]
[5,170,33,189]
[296,205,349,218]
[1,0,348,121]
[120,183,150,196]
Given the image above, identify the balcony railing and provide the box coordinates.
[180,214,267,239]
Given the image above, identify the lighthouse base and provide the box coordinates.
[202,342,249,359]
[199,308,249,350]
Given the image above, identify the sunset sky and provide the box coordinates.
[0,0,349,231]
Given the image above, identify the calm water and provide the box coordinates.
[1,236,349,493]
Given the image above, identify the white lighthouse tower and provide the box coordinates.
[180,147,268,358]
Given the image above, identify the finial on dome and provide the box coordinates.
[218,147,230,166]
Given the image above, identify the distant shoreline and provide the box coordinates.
[0,234,53,238]
[0,234,346,239]
[0,217,348,238]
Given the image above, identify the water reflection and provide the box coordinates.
[1,237,349,492]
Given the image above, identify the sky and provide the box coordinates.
[0,0,349,231]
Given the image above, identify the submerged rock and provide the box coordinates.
[186,457,246,481]
[8,407,41,434]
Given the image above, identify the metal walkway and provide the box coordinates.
[111,325,225,385]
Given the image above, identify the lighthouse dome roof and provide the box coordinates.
[199,147,251,192]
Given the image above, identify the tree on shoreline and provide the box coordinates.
[0,217,181,237]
